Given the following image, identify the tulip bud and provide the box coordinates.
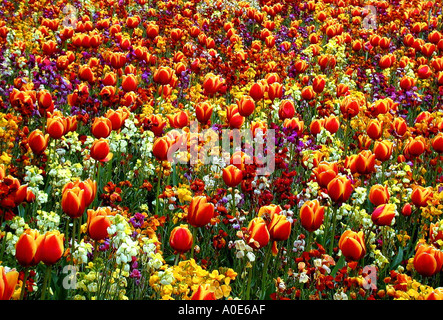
[413,243,443,277]
[355,150,376,175]
[247,217,270,249]
[300,199,325,232]
[28,129,49,155]
[237,96,255,117]
[338,230,366,261]
[87,208,112,241]
[366,119,383,140]
[411,186,433,207]
[35,230,64,265]
[368,184,390,207]
[278,100,295,120]
[15,229,42,267]
[61,186,86,219]
[0,266,19,300]
[187,196,214,228]
[90,138,112,162]
[195,102,213,124]
[191,284,216,300]
[91,117,113,139]
[371,203,396,226]
[327,176,353,204]
[374,140,393,162]
[268,213,291,241]
[222,165,243,188]
[169,225,193,253]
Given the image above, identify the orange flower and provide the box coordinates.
[187,196,214,228]
[313,161,338,188]
[167,111,189,129]
[37,89,53,110]
[411,186,433,207]
[191,284,216,300]
[169,225,193,253]
[432,132,443,153]
[226,105,244,129]
[46,117,67,139]
[91,117,113,139]
[222,165,243,188]
[237,96,255,117]
[90,138,112,162]
[426,288,443,300]
[340,96,361,119]
[312,75,326,93]
[61,187,86,219]
[324,115,339,134]
[366,119,383,140]
[300,199,325,232]
[368,184,390,206]
[35,230,64,265]
[0,266,19,300]
[202,73,224,96]
[15,229,42,267]
[301,86,315,100]
[355,150,376,175]
[105,107,130,130]
[249,81,266,101]
[371,204,396,226]
[374,140,393,162]
[153,66,174,85]
[28,129,49,155]
[413,243,443,277]
[327,176,353,204]
[87,208,112,241]
[278,99,295,120]
[310,119,324,135]
[392,117,408,137]
[195,102,213,125]
[338,230,366,261]
[152,136,174,162]
[247,217,270,249]
[267,82,283,101]
[268,213,291,242]
[121,74,138,92]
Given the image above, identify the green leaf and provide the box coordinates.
[331,255,345,277]
[390,247,404,269]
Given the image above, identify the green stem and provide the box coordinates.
[20,268,29,300]
[245,261,254,300]
[260,244,273,299]
[71,218,77,262]
[40,265,52,300]
[329,205,338,255]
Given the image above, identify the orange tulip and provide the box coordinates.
[187,196,214,228]
[153,66,174,85]
[167,111,189,129]
[366,119,383,140]
[249,82,266,101]
[301,86,315,100]
[368,184,390,207]
[399,76,416,91]
[191,284,216,300]
[121,74,138,92]
[312,75,326,93]
[37,89,53,110]
[195,102,213,124]
[267,82,283,101]
[310,119,324,135]
[411,186,433,207]
[46,117,67,139]
[237,96,255,117]
[300,199,325,232]
[247,217,270,249]
[392,117,408,137]
[34,230,64,265]
[278,99,295,120]
[340,96,360,119]
[338,230,366,261]
[0,266,18,300]
[63,179,96,209]
[268,213,291,241]
[91,117,113,139]
[374,140,393,162]
[15,229,42,267]
[327,176,353,204]
[226,105,244,129]
[355,150,376,175]
[413,243,443,277]
[169,225,193,253]
[152,136,174,162]
[313,161,338,188]
[405,136,426,157]
[202,73,224,96]
[87,208,112,241]
[28,129,49,155]
[282,117,304,134]
[222,165,243,187]
[324,115,339,134]
[432,132,443,153]
[105,107,129,131]
[371,204,396,226]
[61,186,86,219]
[145,22,159,39]
[90,138,112,162]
